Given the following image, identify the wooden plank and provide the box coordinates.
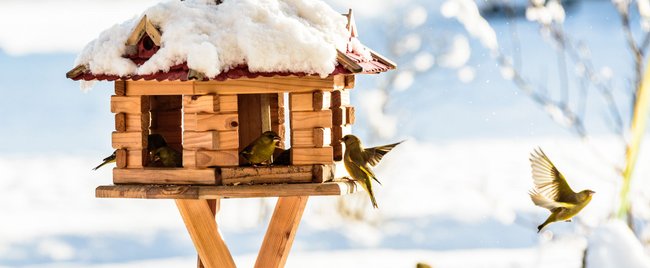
[331,125,352,161]
[66,65,88,79]
[112,131,146,149]
[97,185,201,199]
[183,95,238,113]
[238,94,263,165]
[115,81,127,96]
[290,91,330,112]
[290,110,332,129]
[197,199,220,268]
[126,15,148,46]
[313,91,331,111]
[291,147,334,165]
[125,81,194,96]
[150,95,183,111]
[150,130,183,147]
[184,113,239,132]
[336,50,363,73]
[220,165,316,185]
[270,93,286,149]
[95,181,361,199]
[183,150,239,168]
[261,94,272,132]
[116,149,127,169]
[113,168,218,185]
[332,107,347,126]
[344,75,355,89]
[289,93,313,112]
[110,96,149,114]
[291,128,331,147]
[312,164,335,183]
[346,106,355,125]
[115,113,150,132]
[115,113,126,132]
[330,90,350,108]
[368,48,398,69]
[254,196,308,268]
[184,131,239,150]
[176,199,236,268]
[150,110,181,129]
[194,76,342,95]
[126,149,147,168]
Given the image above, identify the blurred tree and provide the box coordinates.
[443,0,650,235]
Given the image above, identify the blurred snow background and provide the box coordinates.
[1,0,650,267]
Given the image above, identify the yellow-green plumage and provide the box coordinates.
[529,148,595,232]
[240,131,281,165]
[94,134,171,170]
[153,146,182,167]
[342,135,402,209]
[93,150,116,170]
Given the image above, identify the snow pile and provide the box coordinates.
[74,0,366,79]
[586,220,650,268]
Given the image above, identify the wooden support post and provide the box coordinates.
[255,196,308,268]
[198,199,219,268]
[176,199,235,268]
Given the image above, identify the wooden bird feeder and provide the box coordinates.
[67,6,394,268]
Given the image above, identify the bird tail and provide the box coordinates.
[92,161,108,171]
[369,191,379,209]
[537,219,552,233]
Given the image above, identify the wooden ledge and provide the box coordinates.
[96,181,360,199]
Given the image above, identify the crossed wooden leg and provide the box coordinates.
[176,196,309,268]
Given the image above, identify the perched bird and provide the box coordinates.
[93,150,116,170]
[152,146,182,167]
[341,134,402,209]
[148,134,168,153]
[240,131,282,166]
[529,148,595,232]
[93,134,169,170]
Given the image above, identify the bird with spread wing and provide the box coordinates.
[529,148,595,232]
[342,134,402,209]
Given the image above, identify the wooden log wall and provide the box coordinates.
[111,81,149,168]
[289,91,334,165]
[331,76,355,161]
[183,94,240,168]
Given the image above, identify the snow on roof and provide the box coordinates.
[72,0,375,81]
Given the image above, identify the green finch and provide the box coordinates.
[148,134,168,153]
[240,131,282,166]
[152,146,182,167]
[529,148,595,232]
[93,150,116,170]
[341,134,402,209]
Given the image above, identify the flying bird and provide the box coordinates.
[341,134,402,209]
[240,131,282,166]
[529,148,595,232]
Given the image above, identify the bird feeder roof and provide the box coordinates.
[66,0,394,83]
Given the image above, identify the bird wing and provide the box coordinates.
[529,189,576,210]
[530,148,578,203]
[363,141,403,166]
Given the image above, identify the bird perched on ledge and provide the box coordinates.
[240,131,282,166]
[529,148,595,232]
[342,134,402,209]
